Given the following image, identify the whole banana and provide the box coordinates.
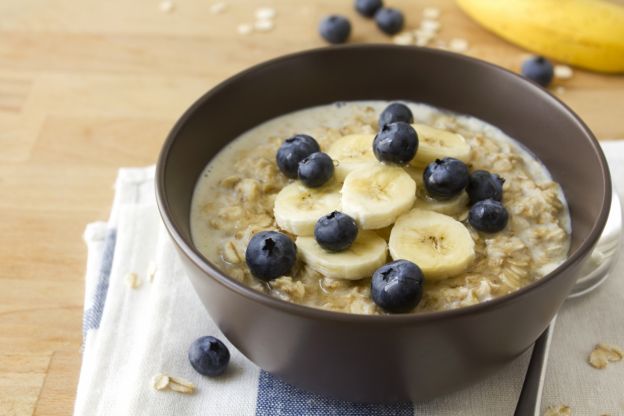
[457,0,624,73]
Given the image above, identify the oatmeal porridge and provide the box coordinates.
[190,101,571,315]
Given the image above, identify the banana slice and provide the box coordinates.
[410,124,471,167]
[389,208,475,280]
[297,230,387,280]
[327,134,378,180]
[341,165,416,230]
[274,180,341,236]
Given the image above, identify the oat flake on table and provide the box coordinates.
[125,272,141,289]
[588,343,624,369]
[543,404,571,416]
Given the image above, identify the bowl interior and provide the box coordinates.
[158,45,610,308]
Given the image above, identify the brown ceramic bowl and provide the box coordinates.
[156,45,611,402]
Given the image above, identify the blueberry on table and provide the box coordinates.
[423,157,470,200]
[521,56,554,87]
[276,134,320,179]
[314,211,359,252]
[469,199,509,233]
[245,231,297,281]
[355,0,383,18]
[379,102,414,128]
[466,170,504,205]
[373,122,418,165]
[375,8,404,35]
[188,336,230,377]
[298,152,335,188]
[371,260,424,313]
[319,15,352,44]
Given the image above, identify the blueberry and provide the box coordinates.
[319,15,351,44]
[355,0,383,18]
[276,134,320,179]
[314,211,358,252]
[373,122,418,165]
[188,336,230,377]
[379,102,414,128]
[469,199,509,233]
[371,260,424,313]
[521,56,554,87]
[245,231,297,281]
[375,8,404,35]
[423,157,469,200]
[466,170,505,205]
[298,152,334,188]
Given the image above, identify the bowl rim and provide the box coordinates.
[156,44,612,324]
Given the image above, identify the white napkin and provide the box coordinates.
[74,142,624,416]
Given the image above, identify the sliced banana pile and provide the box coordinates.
[389,209,475,280]
[271,115,481,282]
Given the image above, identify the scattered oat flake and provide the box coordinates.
[210,1,227,14]
[544,405,571,416]
[159,0,174,13]
[152,373,170,390]
[588,343,624,369]
[147,261,157,283]
[254,19,274,32]
[554,64,574,79]
[449,38,469,52]
[423,7,441,19]
[393,32,414,45]
[169,375,195,388]
[125,272,141,289]
[168,376,196,394]
[255,7,276,20]
[420,19,440,33]
[237,23,253,35]
[153,373,195,394]
[555,86,566,94]
[415,37,430,47]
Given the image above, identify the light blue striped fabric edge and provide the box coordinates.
[82,228,414,416]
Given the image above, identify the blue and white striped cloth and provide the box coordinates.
[74,141,624,415]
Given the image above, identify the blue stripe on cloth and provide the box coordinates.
[82,229,117,338]
[256,371,413,416]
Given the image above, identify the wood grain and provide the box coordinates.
[0,0,622,415]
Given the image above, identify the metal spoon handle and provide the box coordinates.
[514,315,558,416]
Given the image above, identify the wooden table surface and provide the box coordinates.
[1,0,623,414]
